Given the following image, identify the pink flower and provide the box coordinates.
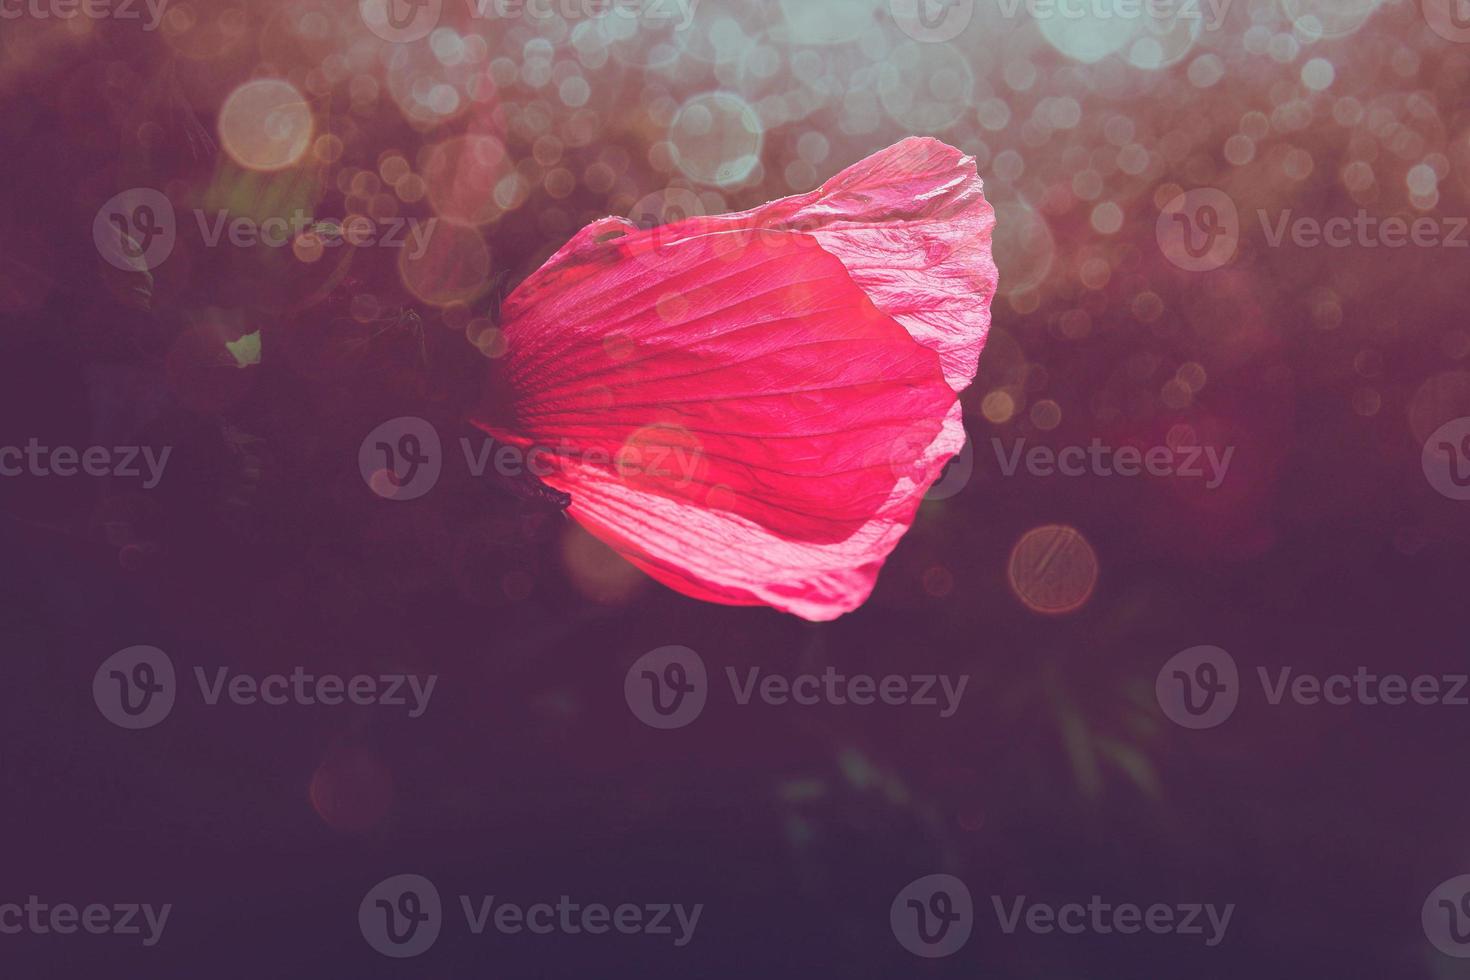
[473,137,997,620]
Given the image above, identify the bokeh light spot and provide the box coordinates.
[398,223,492,307]
[218,79,313,172]
[425,135,511,227]
[1007,525,1099,616]
[670,92,763,187]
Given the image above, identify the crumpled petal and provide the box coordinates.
[577,136,997,392]
[473,138,996,620]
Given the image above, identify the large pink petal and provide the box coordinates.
[473,138,995,619]
[473,227,962,619]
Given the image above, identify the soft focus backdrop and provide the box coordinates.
[2,0,1469,976]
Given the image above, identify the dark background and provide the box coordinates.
[3,0,1470,976]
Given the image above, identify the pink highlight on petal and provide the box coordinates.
[472,139,997,620]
